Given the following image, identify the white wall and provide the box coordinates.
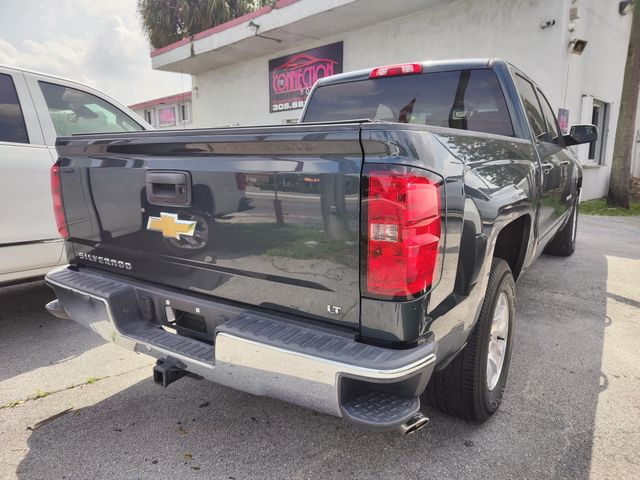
[191,0,632,198]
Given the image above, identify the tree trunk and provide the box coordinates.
[608,7,640,208]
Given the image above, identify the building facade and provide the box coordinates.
[150,0,636,200]
[129,91,192,129]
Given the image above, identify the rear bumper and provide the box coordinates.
[45,266,437,430]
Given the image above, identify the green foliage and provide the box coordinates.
[580,198,640,216]
[137,0,272,49]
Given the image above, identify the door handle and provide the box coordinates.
[558,160,570,166]
[145,170,192,207]
[541,163,553,173]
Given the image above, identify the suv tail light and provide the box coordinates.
[235,173,247,190]
[50,161,69,239]
[363,166,441,298]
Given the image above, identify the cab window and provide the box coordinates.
[0,73,29,143]
[39,81,143,136]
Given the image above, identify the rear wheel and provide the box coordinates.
[425,258,515,422]
[544,201,578,256]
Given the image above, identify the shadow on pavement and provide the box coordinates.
[0,280,105,383]
[16,216,635,479]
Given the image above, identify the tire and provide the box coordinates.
[544,202,578,256]
[425,258,516,422]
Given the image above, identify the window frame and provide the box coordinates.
[179,103,190,123]
[588,99,609,165]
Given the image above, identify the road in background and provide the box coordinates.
[1,215,639,480]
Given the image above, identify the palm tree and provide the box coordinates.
[138,0,273,50]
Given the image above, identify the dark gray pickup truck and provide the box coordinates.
[46,58,596,434]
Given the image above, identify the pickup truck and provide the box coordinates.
[45,58,596,434]
[0,65,152,284]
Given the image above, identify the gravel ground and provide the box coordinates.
[0,215,638,480]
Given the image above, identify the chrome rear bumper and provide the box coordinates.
[45,266,437,429]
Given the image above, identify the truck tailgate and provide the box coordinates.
[56,125,363,328]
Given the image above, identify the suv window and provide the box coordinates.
[303,69,514,137]
[39,81,143,136]
[514,75,546,141]
[536,89,562,144]
[0,73,29,143]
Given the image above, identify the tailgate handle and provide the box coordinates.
[145,171,192,207]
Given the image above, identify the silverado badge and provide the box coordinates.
[147,213,197,240]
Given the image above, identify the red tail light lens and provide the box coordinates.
[50,162,69,239]
[364,167,441,298]
[369,63,423,79]
[235,173,247,190]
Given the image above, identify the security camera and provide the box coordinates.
[540,19,556,29]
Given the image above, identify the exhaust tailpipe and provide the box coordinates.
[399,412,429,435]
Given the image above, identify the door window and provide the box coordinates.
[0,73,29,143]
[514,75,546,142]
[39,81,143,136]
[536,89,562,144]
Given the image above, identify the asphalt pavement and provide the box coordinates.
[0,215,639,480]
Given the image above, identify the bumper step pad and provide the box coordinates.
[342,391,420,428]
[128,325,215,364]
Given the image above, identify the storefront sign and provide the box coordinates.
[269,42,343,113]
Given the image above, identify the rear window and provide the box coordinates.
[303,69,514,137]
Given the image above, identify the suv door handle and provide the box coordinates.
[541,163,553,173]
[558,160,570,166]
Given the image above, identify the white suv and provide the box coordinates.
[0,65,152,284]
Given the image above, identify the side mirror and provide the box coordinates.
[563,124,598,146]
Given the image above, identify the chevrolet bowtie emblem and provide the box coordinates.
[146,213,196,240]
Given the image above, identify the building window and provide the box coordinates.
[179,103,190,123]
[144,109,153,125]
[588,100,608,165]
[158,106,176,127]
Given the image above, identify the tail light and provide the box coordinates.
[363,166,441,298]
[235,173,247,190]
[369,63,423,79]
[50,161,69,239]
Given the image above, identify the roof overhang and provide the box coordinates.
[151,0,442,74]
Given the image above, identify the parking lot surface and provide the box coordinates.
[1,215,639,480]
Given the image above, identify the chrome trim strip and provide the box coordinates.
[1,238,63,248]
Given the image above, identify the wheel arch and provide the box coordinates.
[492,214,532,281]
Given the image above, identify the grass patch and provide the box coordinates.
[580,198,640,216]
[33,390,51,400]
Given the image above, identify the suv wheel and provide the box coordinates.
[544,201,578,256]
